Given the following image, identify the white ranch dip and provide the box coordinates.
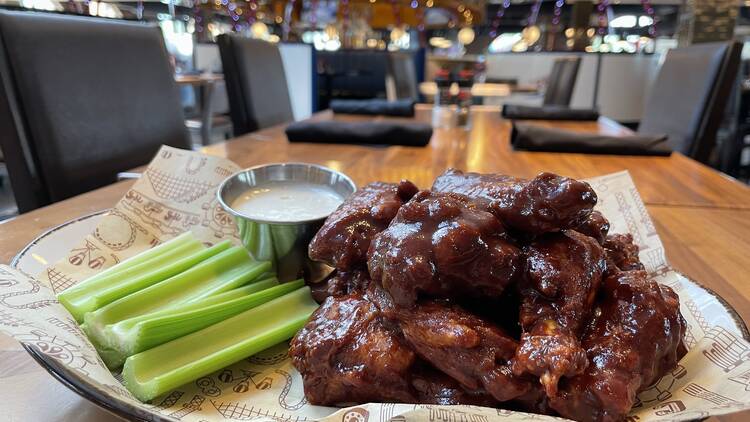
[230,181,344,222]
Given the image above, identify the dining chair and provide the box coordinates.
[217,34,294,136]
[0,11,190,213]
[386,51,420,101]
[185,79,234,145]
[543,57,581,106]
[636,41,742,163]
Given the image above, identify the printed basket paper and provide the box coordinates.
[1,146,749,422]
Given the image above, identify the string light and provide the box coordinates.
[193,0,203,33]
[245,0,258,28]
[225,0,243,31]
[489,0,510,38]
[641,0,656,36]
[552,0,564,26]
[597,0,609,35]
[528,0,542,26]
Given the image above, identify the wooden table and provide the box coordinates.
[1,106,749,421]
[174,73,224,86]
[420,81,513,98]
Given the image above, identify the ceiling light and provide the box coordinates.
[610,15,637,29]
[458,27,475,45]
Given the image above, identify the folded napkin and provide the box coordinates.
[285,120,432,147]
[502,104,600,121]
[330,99,415,117]
[511,121,671,156]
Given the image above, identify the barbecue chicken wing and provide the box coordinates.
[289,292,417,405]
[432,169,597,235]
[368,190,522,306]
[290,290,502,406]
[309,269,371,303]
[603,233,645,272]
[412,367,500,406]
[549,270,687,422]
[309,180,419,270]
[385,299,531,402]
[512,230,606,397]
[574,210,610,245]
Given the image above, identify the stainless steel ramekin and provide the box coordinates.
[217,163,356,282]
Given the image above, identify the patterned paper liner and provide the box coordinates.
[1,145,750,422]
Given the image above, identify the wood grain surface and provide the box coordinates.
[0,106,748,421]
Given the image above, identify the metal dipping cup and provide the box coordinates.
[217,163,356,282]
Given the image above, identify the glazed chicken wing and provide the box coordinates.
[549,270,687,422]
[309,269,371,303]
[289,292,417,405]
[291,290,502,406]
[432,169,597,235]
[574,210,610,245]
[603,233,645,272]
[385,299,531,402]
[512,230,606,397]
[298,169,686,420]
[412,367,500,406]
[368,190,522,306]
[308,180,419,270]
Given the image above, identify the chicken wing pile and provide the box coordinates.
[291,169,687,422]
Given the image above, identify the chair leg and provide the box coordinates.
[200,82,215,146]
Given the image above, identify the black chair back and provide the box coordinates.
[543,57,581,106]
[387,52,419,101]
[0,11,190,213]
[637,41,742,163]
[217,34,294,136]
[316,50,388,104]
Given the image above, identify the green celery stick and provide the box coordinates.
[122,286,318,401]
[198,277,279,305]
[82,241,232,313]
[79,232,196,282]
[97,277,284,368]
[69,241,231,324]
[107,280,305,363]
[83,248,269,364]
[58,237,207,322]
[99,276,281,353]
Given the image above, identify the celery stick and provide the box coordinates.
[79,232,196,282]
[110,277,281,334]
[199,277,279,305]
[97,277,287,368]
[99,276,282,351]
[84,247,268,364]
[83,241,231,314]
[122,286,318,401]
[108,280,305,362]
[59,238,206,322]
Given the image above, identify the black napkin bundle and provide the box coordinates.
[511,121,671,156]
[502,104,600,121]
[285,120,432,147]
[330,99,415,117]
